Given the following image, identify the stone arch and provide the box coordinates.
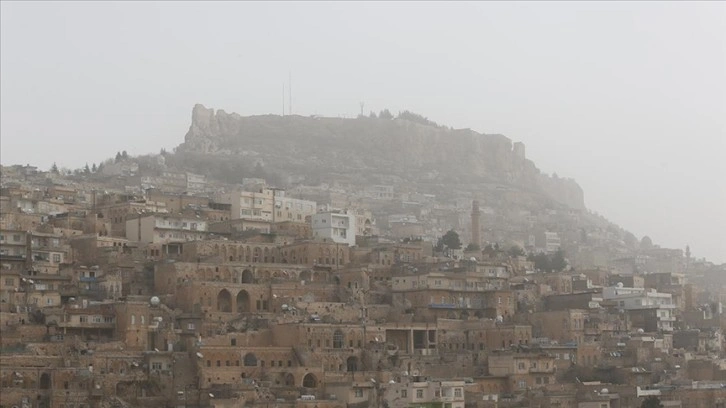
[302,373,318,388]
[236,290,251,313]
[264,247,270,262]
[283,372,295,387]
[241,269,254,284]
[300,270,311,282]
[253,247,261,262]
[243,353,257,367]
[217,289,232,313]
[40,372,51,389]
[333,329,345,349]
[346,356,359,372]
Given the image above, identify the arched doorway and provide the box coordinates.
[243,353,258,367]
[284,372,295,387]
[241,269,254,284]
[39,372,51,389]
[346,356,359,372]
[236,290,251,313]
[302,373,318,388]
[217,289,232,312]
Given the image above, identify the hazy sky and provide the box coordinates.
[2,2,724,263]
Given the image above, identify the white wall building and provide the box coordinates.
[603,284,675,332]
[312,211,356,246]
[126,215,208,243]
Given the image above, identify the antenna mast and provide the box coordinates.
[289,72,292,115]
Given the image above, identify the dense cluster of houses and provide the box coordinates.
[1,163,725,408]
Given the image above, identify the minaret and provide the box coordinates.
[471,200,481,248]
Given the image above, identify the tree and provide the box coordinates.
[379,109,393,120]
[550,249,567,272]
[507,246,525,257]
[465,243,480,252]
[369,111,377,119]
[115,152,122,163]
[483,243,499,256]
[121,150,128,159]
[91,163,97,173]
[640,396,663,408]
[50,162,59,174]
[438,230,461,250]
[528,252,551,271]
[83,163,91,174]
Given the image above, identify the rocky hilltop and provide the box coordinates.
[179,104,585,210]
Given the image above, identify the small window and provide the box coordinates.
[416,389,423,398]
[354,389,364,398]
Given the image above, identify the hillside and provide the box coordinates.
[177,104,585,211]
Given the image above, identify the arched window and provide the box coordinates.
[243,353,257,367]
[131,315,136,325]
[302,373,318,388]
[333,330,345,349]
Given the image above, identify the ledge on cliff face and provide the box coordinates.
[178,104,586,210]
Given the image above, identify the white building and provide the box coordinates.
[219,188,316,223]
[312,211,356,246]
[603,284,675,332]
[125,215,208,243]
[274,192,317,223]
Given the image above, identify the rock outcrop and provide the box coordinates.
[180,104,585,210]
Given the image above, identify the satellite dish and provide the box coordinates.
[150,296,161,306]
[616,282,624,288]
[601,388,609,394]
[196,352,204,358]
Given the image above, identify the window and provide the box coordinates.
[518,380,527,389]
[454,388,462,398]
[518,362,525,370]
[151,362,162,370]
[5,278,14,286]
[187,323,196,330]
[354,389,364,398]
[416,390,423,399]
[79,316,88,323]
[401,390,407,398]
[53,254,61,263]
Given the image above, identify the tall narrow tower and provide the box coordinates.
[471,200,481,248]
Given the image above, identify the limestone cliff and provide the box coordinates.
[179,104,585,210]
